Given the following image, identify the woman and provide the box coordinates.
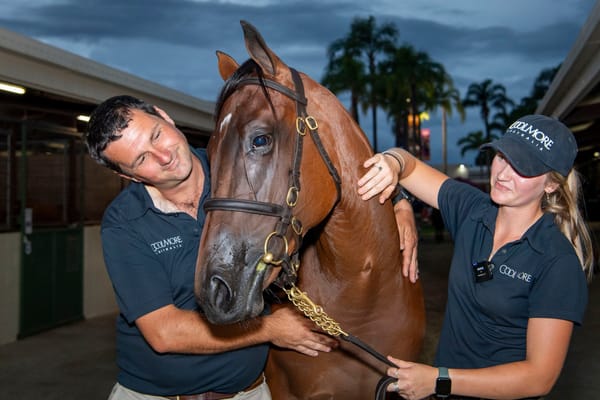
[357,115,594,400]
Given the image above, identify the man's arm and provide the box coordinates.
[393,199,418,283]
[136,303,338,356]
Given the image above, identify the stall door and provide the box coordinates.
[20,228,83,336]
[19,124,84,338]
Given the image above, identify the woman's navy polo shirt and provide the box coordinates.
[101,147,268,395]
[434,179,587,369]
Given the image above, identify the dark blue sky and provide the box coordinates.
[0,0,595,166]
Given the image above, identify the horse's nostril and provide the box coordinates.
[210,275,233,310]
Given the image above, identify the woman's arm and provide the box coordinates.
[387,317,573,400]
[357,147,448,209]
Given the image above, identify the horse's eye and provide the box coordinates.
[251,134,272,150]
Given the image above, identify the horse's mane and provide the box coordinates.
[214,59,274,120]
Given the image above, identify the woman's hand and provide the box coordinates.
[386,356,437,400]
[357,153,400,203]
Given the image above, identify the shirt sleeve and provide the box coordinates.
[102,224,174,323]
[438,179,489,239]
[529,252,588,325]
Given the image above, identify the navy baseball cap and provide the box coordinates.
[480,114,577,177]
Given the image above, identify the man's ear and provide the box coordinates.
[153,106,175,125]
[115,170,140,183]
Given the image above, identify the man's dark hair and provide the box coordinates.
[85,95,160,173]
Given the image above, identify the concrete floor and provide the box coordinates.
[0,237,598,399]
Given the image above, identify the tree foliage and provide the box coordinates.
[322,17,559,165]
[322,16,398,151]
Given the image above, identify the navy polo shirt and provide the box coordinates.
[101,147,268,395]
[434,179,587,369]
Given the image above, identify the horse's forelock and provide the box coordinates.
[214,59,270,121]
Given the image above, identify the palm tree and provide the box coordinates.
[462,79,512,170]
[429,73,465,173]
[380,45,457,159]
[457,130,498,173]
[507,65,560,123]
[488,98,515,135]
[378,45,414,149]
[344,16,398,151]
[462,79,511,142]
[322,41,367,123]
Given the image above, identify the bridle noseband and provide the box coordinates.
[203,67,341,286]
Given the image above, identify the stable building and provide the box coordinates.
[536,1,600,220]
[0,26,215,344]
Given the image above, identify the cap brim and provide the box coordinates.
[480,136,550,177]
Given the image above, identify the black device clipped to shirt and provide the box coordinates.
[472,260,494,283]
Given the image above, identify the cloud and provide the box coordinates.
[0,0,595,164]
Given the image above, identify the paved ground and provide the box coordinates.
[0,236,598,399]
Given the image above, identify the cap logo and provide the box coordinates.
[509,120,554,151]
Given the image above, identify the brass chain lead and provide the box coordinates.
[283,284,348,337]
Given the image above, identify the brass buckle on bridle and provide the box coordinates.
[261,231,288,265]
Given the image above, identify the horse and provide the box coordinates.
[195,21,425,399]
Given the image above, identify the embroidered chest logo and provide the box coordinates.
[498,264,533,283]
[150,235,183,254]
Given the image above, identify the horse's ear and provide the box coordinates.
[216,50,239,81]
[240,20,281,76]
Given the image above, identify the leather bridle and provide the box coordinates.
[203,67,341,287]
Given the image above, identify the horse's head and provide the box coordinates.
[195,21,340,324]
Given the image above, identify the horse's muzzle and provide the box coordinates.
[196,259,267,324]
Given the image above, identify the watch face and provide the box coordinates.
[436,377,451,396]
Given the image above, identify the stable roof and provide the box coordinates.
[537,1,600,161]
[0,26,214,142]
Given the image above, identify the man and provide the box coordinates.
[86,95,418,400]
[86,95,339,400]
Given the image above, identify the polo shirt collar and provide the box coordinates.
[519,212,555,254]
[121,181,154,220]
[469,201,553,255]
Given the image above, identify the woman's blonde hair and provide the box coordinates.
[543,169,595,280]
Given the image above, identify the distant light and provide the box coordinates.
[77,115,90,122]
[0,81,26,95]
[570,121,593,132]
[593,151,600,159]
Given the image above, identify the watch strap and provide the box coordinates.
[438,366,449,379]
[391,184,412,205]
[435,366,451,398]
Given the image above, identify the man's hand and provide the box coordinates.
[265,305,339,356]
[394,199,419,283]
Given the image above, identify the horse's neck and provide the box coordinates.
[318,198,402,274]
[305,94,402,273]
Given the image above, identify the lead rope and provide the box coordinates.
[282,284,401,400]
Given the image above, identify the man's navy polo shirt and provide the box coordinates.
[434,179,587,369]
[101,147,268,395]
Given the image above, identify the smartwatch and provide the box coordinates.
[435,367,451,398]
[391,184,413,206]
